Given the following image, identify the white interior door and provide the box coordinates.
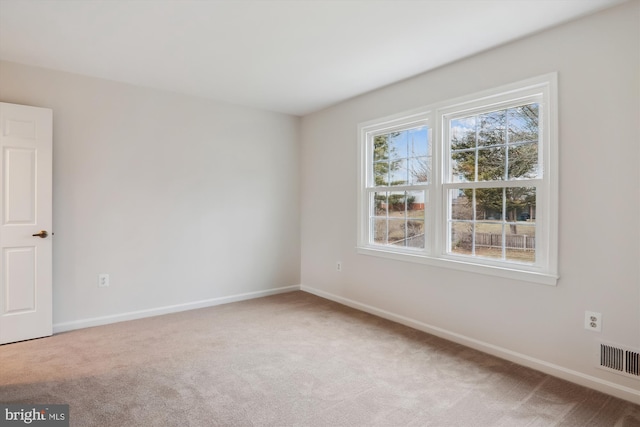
[0,102,53,344]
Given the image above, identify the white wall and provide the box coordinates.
[301,2,640,401]
[0,61,301,327]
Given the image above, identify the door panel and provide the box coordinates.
[4,148,36,224]
[0,102,52,344]
[4,247,36,313]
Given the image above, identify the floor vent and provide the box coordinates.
[599,343,640,379]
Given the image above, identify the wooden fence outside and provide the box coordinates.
[458,232,535,251]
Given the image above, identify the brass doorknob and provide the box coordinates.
[32,230,48,238]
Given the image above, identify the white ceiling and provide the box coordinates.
[0,0,626,116]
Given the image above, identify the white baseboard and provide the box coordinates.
[300,285,640,405]
[53,285,301,334]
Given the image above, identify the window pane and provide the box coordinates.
[408,156,430,184]
[373,135,389,162]
[372,191,388,216]
[388,219,406,245]
[407,126,429,157]
[372,218,388,244]
[474,222,504,260]
[508,104,539,143]
[389,159,407,185]
[505,225,535,263]
[388,131,408,159]
[405,219,425,248]
[388,219,426,248]
[451,149,475,183]
[451,117,476,150]
[406,191,425,216]
[478,110,506,147]
[475,188,503,220]
[404,191,426,248]
[387,191,406,212]
[508,143,538,179]
[450,221,472,255]
[373,161,388,186]
[506,187,536,223]
[371,190,389,245]
[450,189,472,220]
[505,187,536,263]
[477,147,506,181]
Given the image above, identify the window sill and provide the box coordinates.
[356,246,558,286]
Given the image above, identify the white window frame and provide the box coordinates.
[357,73,558,286]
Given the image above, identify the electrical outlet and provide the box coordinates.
[585,311,601,332]
[98,273,110,288]
[336,262,342,272]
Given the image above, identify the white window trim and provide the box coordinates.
[357,73,558,286]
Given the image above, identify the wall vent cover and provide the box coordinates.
[599,343,640,379]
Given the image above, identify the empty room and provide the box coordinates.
[0,0,639,425]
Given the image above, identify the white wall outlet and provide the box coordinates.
[98,273,110,288]
[585,311,601,332]
[336,262,342,272]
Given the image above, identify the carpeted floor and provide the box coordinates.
[1,291,639,426]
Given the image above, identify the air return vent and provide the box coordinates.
[599,343,640,379]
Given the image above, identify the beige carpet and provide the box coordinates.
[1,291,639,426]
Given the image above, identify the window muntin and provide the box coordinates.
[449,103,540,183]
[447,187,536,263]
[445,102,541,265]
[366,123,430,250]
[370,190,426,249]
[357,74,557,285]
[372,126,430,187]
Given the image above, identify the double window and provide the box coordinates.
[357,74,558,285]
